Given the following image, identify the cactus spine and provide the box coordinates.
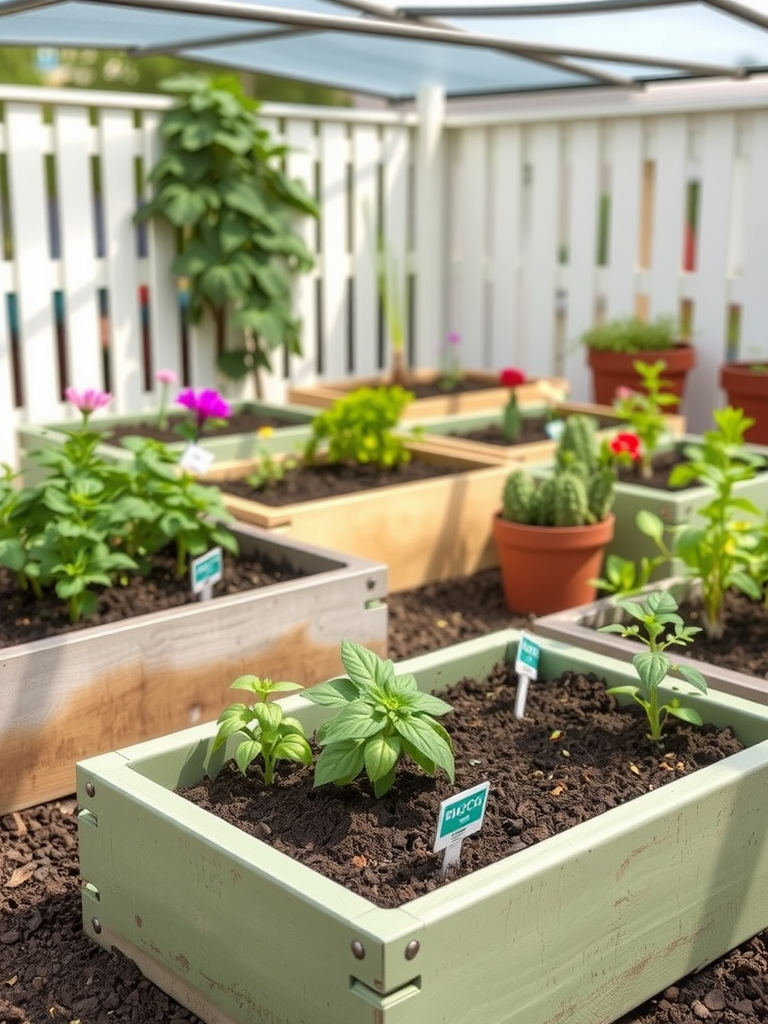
[500,414,615,527]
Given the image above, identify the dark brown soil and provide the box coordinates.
[94,407,309,446]
[450,412,621,447]
[178,665,743,909]
[3,570,768,1023]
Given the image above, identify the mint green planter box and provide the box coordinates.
[17,400,317,485]
[78,631,768,1024]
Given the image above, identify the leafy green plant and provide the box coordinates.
[439,331,462,391]
[303,386,414,470]
[593,407,764,638]
[212,675,312,784]
[581,315,677,353]
[613,360,680,478]
[305,639,455,797]
[599,591,707,742]
[501,414,615,526]
[245,430,300,490]
[592,509,671,597]
[134,73,318,398]
[2,391,239,621]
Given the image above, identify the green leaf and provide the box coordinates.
[398,690,453,717]
[317,702,386,744]
[665,704,704,726]
[252,702,282,734]
[304,676,359,707]
[313,739,366,788]
[636,509,665,544]
[633,650,670,690]
[605,684,641,697]
[273,733,312,765]
[393,716,454,780]
[672,664,708,694]
[234,739,262,775]
[363,734,401,783]
[340,639,394,692]
[372,767,397,798]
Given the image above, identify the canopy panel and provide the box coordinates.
[1,0,768,100]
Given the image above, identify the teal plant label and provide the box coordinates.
[515,632,541,680]
[190,546,223,594]
[434,781,490,852]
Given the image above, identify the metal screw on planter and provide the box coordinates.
[351,941,365,960]
[433,781,490,877]
[404,941,420,960]
[85,781,95,797]
[514,632,541,718]
[91,918,102,934]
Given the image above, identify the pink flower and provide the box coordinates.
[499,368,526,388]
[610,432,642,461]
[176,387,231,428]
[447,331,461,346]
[614,385,636,401]
[155,368,178,385]
[65,387,112,414]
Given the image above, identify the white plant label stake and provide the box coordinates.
[433,781,490,877]
[190,546,223,601]
[180,443,215,476]
[514,632,541,718]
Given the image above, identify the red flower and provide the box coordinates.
[610,432,642,461]
[499,367,526,388]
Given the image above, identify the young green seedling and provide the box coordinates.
[212,676,312,784]
[305,639,455,797]
[599,591,707,743]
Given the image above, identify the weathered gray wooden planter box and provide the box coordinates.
[17,399,317,485]
[534,576,768,705]
[0,523,387,814]
[77,630,768,1024]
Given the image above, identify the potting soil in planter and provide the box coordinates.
[0,548,308,647]
[448,411,622,448]
[75,407,311,447]
[178,663,743,910]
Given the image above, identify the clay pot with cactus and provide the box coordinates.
[491,414,616,614]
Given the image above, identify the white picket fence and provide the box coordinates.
[2,76,768,471]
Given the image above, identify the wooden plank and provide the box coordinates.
[286,117,320,392]
[350,123,379,377]
[688,112,736,432]
[0,149,16,470]
[53,105,103,393]
[489,124,522,372]
[604,118,643,320]
[381,124,410,374]
[318,121,349,380]
[98,107,143,411]
[737,110,768,362]
[5,102,59,423]
[455,126,488,367]
[647,115,688,323]
[562,119,600,402]
[414,85,445,373]
[525,122,560,378]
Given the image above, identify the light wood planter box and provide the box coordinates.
[287,370,570,421]
[0,524,387,815]
[17,400,317,485]
[78,630,768,1024]
[205,441,515,592]
[412,401,685,464]
[535,576,768,706]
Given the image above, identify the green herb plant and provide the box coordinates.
[581,315,677,353]
[135,73,318,398]
[613,360,680,479]
[439,331,462,391]
[212,675,312,783]
[593,406,764,638]
[600,591,707,742]
[303,386,415,470]
[305,639,455,797]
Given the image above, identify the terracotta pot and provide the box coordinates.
[587,344,695,405]
[491,512,615,615]
[719,362,768,445]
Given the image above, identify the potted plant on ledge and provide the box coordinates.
[491,414,617,614]
[581,314,695,405]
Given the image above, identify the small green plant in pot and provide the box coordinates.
[491,414,617,615]
[612,360,681,479]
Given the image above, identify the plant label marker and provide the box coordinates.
[180,444,214,475]
[514,632,541,718]
[434,781,490,877]
[190,546,223,601]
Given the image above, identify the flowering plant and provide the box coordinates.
[499,367,527,442]
[176,387,232,443]
[155,368,178,430]
[608,431,642,465]
[1,389,237,623]
[613,360,679,478]
[438,331,462,391]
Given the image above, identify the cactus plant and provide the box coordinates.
[500,414,615,528]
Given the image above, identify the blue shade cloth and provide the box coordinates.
[0,0,767,99]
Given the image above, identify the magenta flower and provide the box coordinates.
[177,388,231,432]
[447,331,461,346]
[65,387,112,415]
